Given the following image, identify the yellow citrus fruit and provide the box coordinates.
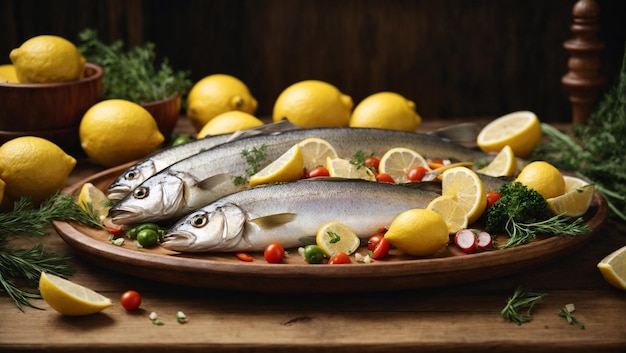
[272,80,353,127]
[378,147,431,183]
[0,178,5,205]
[80,99,164,168]
[186,74,258,131]
[476,111,542,158]
[196,110,264,138]
[477,145,517,177]
[515,161,565,199]
[316,221,361,257]
[426,195,469,234]
[349,91,422,132]
[298,137,338,171]
[440,167,486,224]
[0,136,76,204]
[77,182,111,221]
[546,176,594,217]
[326,157,376,181]
[597,245,626,291]
[384,208,449,257]
[39,272,113,316]
[9,35,86,83]
[0,64,19,83]
[249,144,304,187]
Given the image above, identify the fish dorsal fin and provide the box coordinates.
[249,213,297,230]
[226,119,299,142]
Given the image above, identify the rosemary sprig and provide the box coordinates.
[500,286,547,325]
[500,214,590,249]
[558,305,585,329]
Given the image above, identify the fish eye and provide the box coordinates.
[191,214,208,228]
[126,170,137,180]
[133,187,149,199]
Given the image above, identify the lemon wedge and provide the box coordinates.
[77,182,111,221]
[546,176,594,217]
[477,145,517,177]
[298,137,338,171]
[316,221,361,257]
[249,144,304,187]
[597,246,626,291]
[39,272,113,316]
[378,147,431,183]
[326,157,376,181]
[476,111,542,158]
[426,195,469,234]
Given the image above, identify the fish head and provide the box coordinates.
[161,203,248,252]
[108,172,186,224]
[107,160,157,201]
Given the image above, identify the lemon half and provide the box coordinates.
[39,272,112,316]
[477,111,542,158]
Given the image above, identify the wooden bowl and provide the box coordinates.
[0,63,103,153]
[141,93,182,141]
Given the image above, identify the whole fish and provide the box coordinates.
[109,127,490,224]
[107,120,298,201]
[161,179,442,253]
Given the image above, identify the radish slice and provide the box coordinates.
[476,231,493,251]
[454,229,477,254]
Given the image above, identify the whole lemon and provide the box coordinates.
[515,161,565,199]
[272,80,353,128]
[0,136,76,205]
[80,99,164,167]
[349,91,422,132]
[384,208,450,257]
[197,111,264,138]
[186,74,258,131]
[9,35,86,83]
[0,64,19,83]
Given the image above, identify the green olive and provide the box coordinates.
[303,245,324,264]
[136,229,160,248]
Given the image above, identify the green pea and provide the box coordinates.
[303,245,324,264]
[136,229,160,248]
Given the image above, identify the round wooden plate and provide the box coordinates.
[53,163,609,293]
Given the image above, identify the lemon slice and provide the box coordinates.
[326,157,376,181]
[249,144,304,187]
[77,182,111,221]
[39,272,113,316]
[298,137,338,171]
[378,147,431,183]
[476,111,542,158]
[477,145,517,177]
[546,176,594,217]
[597,245,626,291]
[426,195,469,234]
[316,221,361,257]
[440,167,486,224]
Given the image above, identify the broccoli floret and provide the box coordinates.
[486,182,550,235]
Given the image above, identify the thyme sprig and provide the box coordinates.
[234,145,268,186]
[500,286,547,325]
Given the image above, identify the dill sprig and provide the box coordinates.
[234,144,268,186]
[500,286,547,325]
[558,306,585,329]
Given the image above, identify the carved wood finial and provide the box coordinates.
[562,0,605,124]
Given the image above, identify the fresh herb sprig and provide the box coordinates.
[350,151,375,170]
[558,305,585,329]
[533,48,626,221]
[486,182,590,248]
[500,286,547,325]
[0,194,103,311]
[234,145,268,186]
[78,28,192,104]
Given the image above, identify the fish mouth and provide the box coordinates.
[161,231,196,251]
[108,206,149,225]
[106,185,131,201]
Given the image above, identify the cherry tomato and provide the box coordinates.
[376,173,395,183]
[365,157,380,171]
[120,290,142,311]
[236,252,253,262]
[486,191,503,208]
[367,234,385,251]
[264,242,285,263]
[371,237,391,259]
[407,166,428,182]
[328,252,352,264]
[306,166,330,178]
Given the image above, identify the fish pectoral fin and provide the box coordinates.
[196,173,234,190]
[249,213,297,230]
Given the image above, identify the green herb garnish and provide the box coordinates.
[78,28,192,103]
[350,151,375,170]
[234,145,268,186]
[327,231,341,244]
[558,305,585,329]
[500,286,547,325]
[486,182,590,248]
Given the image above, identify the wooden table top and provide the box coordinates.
[1,118,625,353]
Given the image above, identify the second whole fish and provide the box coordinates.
[109,127,491,224]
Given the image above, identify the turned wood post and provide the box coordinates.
[562,0,605,124]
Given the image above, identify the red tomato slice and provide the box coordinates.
[236,252,254,262]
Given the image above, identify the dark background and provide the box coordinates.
[2,0,625,123]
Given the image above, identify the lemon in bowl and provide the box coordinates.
[350,91,422,132]
[273,80,353,127]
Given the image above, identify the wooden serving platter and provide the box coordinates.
[53,163,609,293]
